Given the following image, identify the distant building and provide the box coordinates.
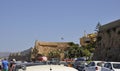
[93,19,120,61]
[31,40,72,61]
[9,47,33,61]
[80,33,97,47]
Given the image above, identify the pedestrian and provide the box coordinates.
[2,58,9,71]
[0,59,2,71]
[9,59,16,71]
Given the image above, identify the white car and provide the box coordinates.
[83,61,105,71]
[13,63,78,71]
[101,62,120,71]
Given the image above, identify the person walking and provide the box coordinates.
[2,58,9,71]
[0,59,2,71]
[9,59,16,71]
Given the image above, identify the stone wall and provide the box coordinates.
[32,40,72,60]
[93,19,120,61]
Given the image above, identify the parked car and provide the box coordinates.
[75,57,86,61]
[12,62,78,71]
[83,61,105,71]
[59,61,68,66]
[101,62,120,71]
[73,61,87,71]
[49,58,60,64]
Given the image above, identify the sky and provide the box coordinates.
[0,0,120,52]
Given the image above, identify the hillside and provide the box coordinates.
[0,52,10,58]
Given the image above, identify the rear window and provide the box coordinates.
[113,63,120,69]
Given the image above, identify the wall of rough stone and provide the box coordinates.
[93,19,120,61]
[32,40,71,60]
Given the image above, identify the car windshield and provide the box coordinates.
[113,63,120,69]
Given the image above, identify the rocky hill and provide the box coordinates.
[0,52,10,58]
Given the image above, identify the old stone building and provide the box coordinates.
[31,40,72,60]
[80,33,97,47]
[93,19,120,61]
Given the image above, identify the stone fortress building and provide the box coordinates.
[31,40,72,61]
[93,19,120,61]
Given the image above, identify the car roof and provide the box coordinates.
[106,62,120,64]
[18,65,78,71]
[90,61,105,63]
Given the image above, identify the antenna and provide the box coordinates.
[84,30,87,37]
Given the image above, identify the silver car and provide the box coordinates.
[101,62,120,71]
[83,61,105,71]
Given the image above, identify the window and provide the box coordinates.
[113,28,116,32]
[113,63,120,69]
[88,62,95,66]
[104,63,112,69]
[104,63,108,68]
[91,62,95,66]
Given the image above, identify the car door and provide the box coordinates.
[101,63,112,71]
[86,62,95,71]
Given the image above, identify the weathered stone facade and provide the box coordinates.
[93,19,120,61]
[80,33,97,47]
[31,40,72,60]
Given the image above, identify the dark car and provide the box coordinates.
[73,61,87,71]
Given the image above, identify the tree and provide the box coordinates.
[32,47,39,60]
[66,43,83,58]
[83,49,91,60]
[48,50,60,58]
[95,22,101,32]
[85,43,95,53]
[66,42,96,60]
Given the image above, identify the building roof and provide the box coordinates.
[99,19,120,31]
[35,40,72,46]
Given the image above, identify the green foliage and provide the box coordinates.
[89,48,95,53]
[65,43,81,58]
[66,41,96,60]
[95,22,101,32]
[83,49,91,57]
[84,42,96,53]
[48,50,60,58]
